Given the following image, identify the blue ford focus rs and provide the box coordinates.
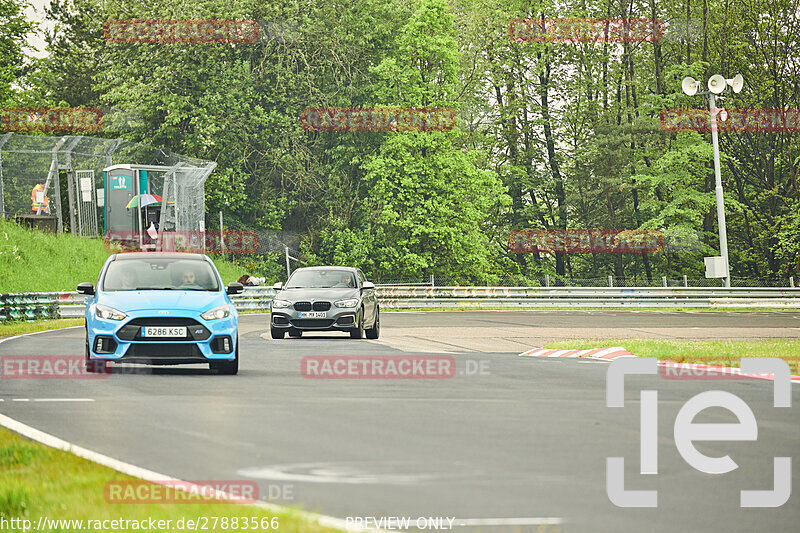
[78,252,243,374]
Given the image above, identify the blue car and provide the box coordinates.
[78,252,243,374]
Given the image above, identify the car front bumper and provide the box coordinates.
[87,310,238,364]
[270,307,359,331]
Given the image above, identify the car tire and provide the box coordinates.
[365,307,380,339]
[271,327,286,339]
[288,328,302,338]
[211,335,239,375]
[350,309,365,339]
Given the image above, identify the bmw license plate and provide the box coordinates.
[142,326,187,338]
[298,311,326,318]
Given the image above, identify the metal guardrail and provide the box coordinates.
[1,285,799,321]
[374,286,800,309]
[374,286,800,298]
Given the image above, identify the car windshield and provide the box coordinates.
[102,258,220,291]
[285,269,356,288]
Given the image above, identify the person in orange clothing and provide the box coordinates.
[31,183,50,213]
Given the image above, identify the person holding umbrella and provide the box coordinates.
[126,194,162,250]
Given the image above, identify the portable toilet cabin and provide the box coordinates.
[102,161,214,252]
[103,164,161,250]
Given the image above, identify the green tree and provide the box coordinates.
[361,0,509,282]
[0,0,32,106]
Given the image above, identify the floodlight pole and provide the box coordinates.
[219,210,225,260]
[708,93,730,287]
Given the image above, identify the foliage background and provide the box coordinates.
[3,0,799,283]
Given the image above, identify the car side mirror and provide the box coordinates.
[361,281,375,291]
[273,282,283,290]
[77,282,95,295]
[227,282,244,295]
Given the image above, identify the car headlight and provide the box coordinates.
[334,298,359,308]
[201,304,231,320]
[95,304,127,321]
[271,299,291,309]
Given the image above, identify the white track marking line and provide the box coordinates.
[455,518,563,526]
[0,412,388,532]
[0,325,83,347]
[2,398,96,402]
[0,326,391,532]
[32,398,94,402]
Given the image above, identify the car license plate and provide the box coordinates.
[298,311,326,318]
[141,326,187,338]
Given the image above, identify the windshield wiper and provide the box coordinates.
[135,287,173,290]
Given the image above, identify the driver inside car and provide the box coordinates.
[180,267,198,286]
[120,267,138,290]
[335,272,354,288]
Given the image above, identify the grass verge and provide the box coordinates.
[0,218,252,292]
[544,338,800,373]
[0,319,84,339]
[0,426,338,533]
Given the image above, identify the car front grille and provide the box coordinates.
[293,301,331,311]
[126,318,201,326]
[117,317,210,342]
[124,343,203,358]
[292,319,335,328]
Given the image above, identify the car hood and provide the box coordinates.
[97,290,226,312]
[276,287,360,302]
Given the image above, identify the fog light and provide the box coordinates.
[92,336,117,354]
[223,338,230,352]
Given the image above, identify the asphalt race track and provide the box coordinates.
[1,311,799,533]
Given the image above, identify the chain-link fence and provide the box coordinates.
[0,133,214,237]
[203,213,305,280]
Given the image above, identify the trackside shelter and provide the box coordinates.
[0,133,214,242]
[103,163,214,251]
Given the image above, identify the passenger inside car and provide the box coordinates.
[181,268,196,285]
[119,267,138,290]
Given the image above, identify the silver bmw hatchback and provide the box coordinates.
[269,266,380,339]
